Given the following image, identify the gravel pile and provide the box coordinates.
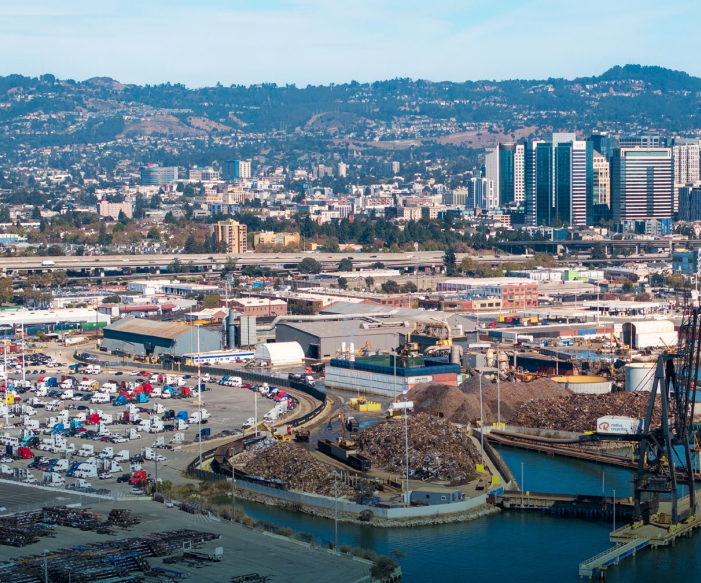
[409,377,569,425]
[508,392,661,433]
[243,442,355,496]
[357,413,481,483]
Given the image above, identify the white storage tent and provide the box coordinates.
[254,342,305,366]
[622,320,676,350]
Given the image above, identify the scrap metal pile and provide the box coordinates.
[0,529,221,583]
[509,392,662,433]
[243,442,355,496]
[0,507,141,547]
[357,413,481,483]
[234,438,276,466]
[409,378,569,425]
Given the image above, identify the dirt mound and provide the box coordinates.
[408,378,569,425]
[243,442,354,496]
[509,392,660,433]
[357,413,480,482]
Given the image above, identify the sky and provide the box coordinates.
[1,0,699,87]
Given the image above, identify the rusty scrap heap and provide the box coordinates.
[509,392,663,433]
[357,413,481,482]
[243,442,355,496]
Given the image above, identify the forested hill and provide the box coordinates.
[1,65,700,150]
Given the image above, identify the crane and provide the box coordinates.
[356,341,373,357]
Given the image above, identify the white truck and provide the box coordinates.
[76,444,94,457]
[60,390,74,400]
[60,379,74,389]
[596,416,643,435]
[101,382,118,394]
[85,365,101,375]
[79,380,93,391]
[91,392,110,404]
[43,472,66,487]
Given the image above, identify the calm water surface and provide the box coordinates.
[240,447,701,583]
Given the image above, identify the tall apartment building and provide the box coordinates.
[485,143,525,207]
[525,140,552,226]
[98,200,133,220]
[140,165,178,186]
[337,162,348,178]
[468,176,496,210]
[611,148,673,223]
[672,138,700,215]
[223,160,251,180]
[213,219,248,253]
[189,166,220,181]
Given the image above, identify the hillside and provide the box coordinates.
[0,65,699,156]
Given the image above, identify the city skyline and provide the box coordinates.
[1,0,699,87]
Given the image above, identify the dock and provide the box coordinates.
[492,490,635,520]
[578,538,650,579]
[578,495,701,579]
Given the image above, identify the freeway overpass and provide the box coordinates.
[1,251,448,274]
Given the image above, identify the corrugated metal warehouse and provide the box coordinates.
[275,320,413,359]
[102,317,222,358]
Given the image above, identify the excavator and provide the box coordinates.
[243,420,292,442]
[356,341,374,357]
[337,411,357,447]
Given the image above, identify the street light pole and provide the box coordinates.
[232,450,237,522]
[521,462,524,507]
[393,333,397,403]
[496,341,501,425]
[334,470,338,549]
[613,490,616,531]
[197,325,202,469]
[479,371,484,464]
[404,398,410,506]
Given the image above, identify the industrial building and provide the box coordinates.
[0,308,110,330]
[276,320,414,360]
[326,354,461,397]
[101,318,222,359]
[622,320,677,350]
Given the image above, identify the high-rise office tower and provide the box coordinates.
[223,160,251,180]
[589,132,618,161]
[592,151,611,224]
[553,139,590,227]
[611,148,673,222]
[619,135,668,149]
[525,140,552,226]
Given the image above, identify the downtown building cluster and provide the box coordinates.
[481,134,701,234]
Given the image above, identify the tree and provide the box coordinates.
[169,258,184,273]
[381,280,400,294]
[203,293,222,309]
[102,294,122,304]
[666,274,686,289]
[321,237,340,253]
[50,270,68,287]
[31,206,41,220]
[621,278,634,293]
[46,245,64,256]
[338,257,353,271]
[460,257,476,273]
[337,277,348,290]
[370,556,398,579]
[364,276,375,290]
[299,257,322,274]
[0,277,13,303]
[401,281,417,293]
[635,292,653,302]
[444,247,457,276]
[591,243,607,260]
[147,226,161,241]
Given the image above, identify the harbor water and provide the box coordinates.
[239,447,701,582]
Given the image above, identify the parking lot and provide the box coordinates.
[1,344,321,498]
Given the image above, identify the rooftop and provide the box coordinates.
[104,317,194,340]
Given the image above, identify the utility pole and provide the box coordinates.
[404,398,410,506]
[232,450,237,522]
[197,325,202,469]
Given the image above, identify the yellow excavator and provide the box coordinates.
[356,341,373,357]
[337,411,357,447]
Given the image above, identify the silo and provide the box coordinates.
[227,309,237,349]
[625,363,655,392]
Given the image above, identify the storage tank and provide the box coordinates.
[625,363,655,392]
[551,375,612,395]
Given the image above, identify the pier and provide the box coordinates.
[492,490,635,520]
[578,494,701,579]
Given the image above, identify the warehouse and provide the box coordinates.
[276,320,413,359]
[101,317,222,358]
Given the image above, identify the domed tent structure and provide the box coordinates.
[254,341,305,366]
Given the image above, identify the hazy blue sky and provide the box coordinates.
[1,0,698,87]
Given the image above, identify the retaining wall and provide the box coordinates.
[236,479,488,519]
